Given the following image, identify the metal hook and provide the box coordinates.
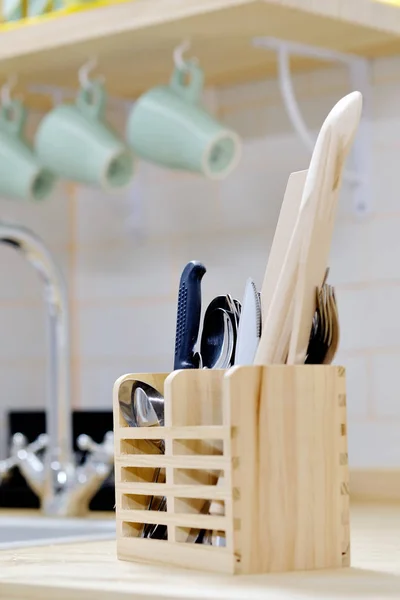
[78,57,99,89]
[1,75,18,106]
[173,39,198,71]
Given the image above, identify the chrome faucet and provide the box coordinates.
[0,223,114,516]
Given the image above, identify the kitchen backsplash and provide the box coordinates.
[0,54,399,469]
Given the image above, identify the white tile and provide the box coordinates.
[335,286,400,351]
[76,184,139,246]
[76,237,174,301]
[348,422,400,468]
[221,102,270,140]
[219,136,309,231]
[0,244,70,302]
[142,171,220,237]
[373,81,400,128]
[173,230,272,309]
[76,163,220,242]
[0,182,70,246]
[78,300,176,361]
[0,306,46,359]
[368,143,400,214]
[330,215,400,285]
[329,220,368,286]
[79,356,171,409]
[371,353,400,418]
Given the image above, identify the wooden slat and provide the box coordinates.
[118,510,228,530]
[116,454,229,469]
[118,536,234,574]
[116,483,230,500]
[117,425,228,441]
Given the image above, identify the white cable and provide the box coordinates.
[277,47,315,153]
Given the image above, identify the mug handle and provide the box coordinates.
[169,63,204,104]
[0,100,26,137]
[76,81,106,120]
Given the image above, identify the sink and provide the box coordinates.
[0,514,116,550]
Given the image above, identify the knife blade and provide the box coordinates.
[234,278,262,365]
[173,261,206,370]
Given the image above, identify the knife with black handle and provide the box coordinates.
[174,261,206,370]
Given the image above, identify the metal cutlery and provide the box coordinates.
[205,277,262,547]
[174,262,240,371]
[305,269,340,366]
[124,261,262,544]
[234,278,262,366]
[118,380,165,538]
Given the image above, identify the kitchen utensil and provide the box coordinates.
[200,297,236,369]
[323,286,340,365]
[305,288,329,365]
[119,381,164,430]
[0,99,56,201]
[131,382,165,428]
[131,382,165,538]
[258,169,307,325]
[201,308,235,370]
[234,278,262,365]
[118,380,165,539]
[255,92,362,366]
[35,81,134,190]
[305,271,340,365]
[254,170,308,365]
[174,261,206,370]
[205,279,261,546]
[126,62,241,180]
[287,91,362,364]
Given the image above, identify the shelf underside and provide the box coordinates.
[1,0,400,110]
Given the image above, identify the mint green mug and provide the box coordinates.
[0,100,56,201]
[35,82,134,190]
[126,64,241,179]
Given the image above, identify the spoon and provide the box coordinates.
[201,305,236,369]
[118,381,165,538]
[119,381,164,429]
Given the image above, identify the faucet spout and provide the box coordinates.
[0,222,114,516]
[0,222,74,489]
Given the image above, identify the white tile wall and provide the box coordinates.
[0,54,400,470]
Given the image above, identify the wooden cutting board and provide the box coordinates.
[254,170,307,365]
[287,91,362,364]
[255,91,362,366]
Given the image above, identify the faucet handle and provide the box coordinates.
[77,432,114,461]
[0,434,48,482]
[10,432,48,455]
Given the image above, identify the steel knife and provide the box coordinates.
[234,277,262,365]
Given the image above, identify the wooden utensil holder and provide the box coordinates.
[113,365,350,575]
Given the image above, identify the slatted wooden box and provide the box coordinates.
[113,365,350,575]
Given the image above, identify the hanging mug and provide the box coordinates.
[0,99,56,201]
[35,81,134,190]
[126,63,242,180]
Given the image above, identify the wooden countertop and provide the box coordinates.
[0,508,114,519]
[0,502,399,599]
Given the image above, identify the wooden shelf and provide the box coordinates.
[1,0,400,110]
